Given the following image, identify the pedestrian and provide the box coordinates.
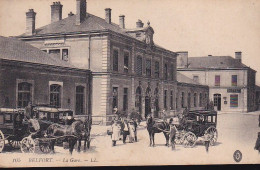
[254,132,260,154]
[258,115,260,127]
[128,118,136,143]
[122,119,130,144]
[169,123,178,150]
[24,101,40,132]
[111,121,121,146]
[204,133,211,153]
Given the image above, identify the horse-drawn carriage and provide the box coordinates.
[0,106,92,154]
[174,110,218,148]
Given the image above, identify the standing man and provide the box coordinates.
[258,114,260,127]
[254,132,260,154]
[24,102,40,132]
[122,119,129,144]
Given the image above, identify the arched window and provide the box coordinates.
[136,56,142,75]
[135,87,142,114]
[18,82,31,108]
[76,86,84,115]
[50,84,61,108]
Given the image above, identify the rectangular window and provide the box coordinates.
[170,64,174,81]
[49,49,60,59]
[146,59,151,77]
[193,76,199,83]
[164,64,168,80]
[215,75,220,86]
[112,87,118,110]
[170,91,174,109]
[136,56,142,75]
[76,86,84,115]
[62,49,69,61]
[164,90,167,109]
[194,93,197,107]
[199,93,202,107]
[188,93,191,108]
[123,88,128,111]
[50,84,61,108]
[230,94,238,107]
[113,49,119,71]
[232,75,237,86]
[154,61,160,78]
[181,92,185,108]
[124,52,129,73]
[18,82,32,108]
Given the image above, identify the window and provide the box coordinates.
[42,50,47,53]
[181,92,185,108]
[18,82,31,108]
[188,93,191,108]
[194,93,197,107]
[164,64,168,80]
[50,84,61,108]
[135,87,142,113]
[170,91,174,109]
[199,93,202,107]
[154,61,160,78]
[113,49,119,71]
[215,75,220,86]
[112,87,118,110]
[49,49,60,59]
[136,56,142,75]
[124,52,129,73]
[146,59,151,77]
[123,88,128,111]
[62,49,69,61]
[164,90,167,109]
[170,64,174,81]
[76,86,84,115]
[230,94,238,107]
[193,76,199,83]
[232,75,237,86]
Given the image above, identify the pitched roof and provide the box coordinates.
[187,56,248,69]
[177,72,201,85]
[20,14,130,37]
[0,36,76,68]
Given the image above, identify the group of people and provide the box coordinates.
[111,115,138,147]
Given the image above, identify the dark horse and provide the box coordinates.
[46,119,90,154]
[146,114,170,147]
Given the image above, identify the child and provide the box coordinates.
[169,123,178,150]
[111,121,121,146]
[204,133,211,153]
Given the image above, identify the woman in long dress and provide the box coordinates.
[128,119,136,143]
[111,121,121,146]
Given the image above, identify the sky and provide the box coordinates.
[0,0,259,84]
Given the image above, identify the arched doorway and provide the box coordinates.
[135,87,142,116]
[145,87,152,118]
[213,94,221,111]
[154,88,159,118]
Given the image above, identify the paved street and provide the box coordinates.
[0,111,259,166]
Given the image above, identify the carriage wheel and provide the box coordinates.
[182,132,197,148]
[175,131,184,145]
[20,137,35,153]
[205,126,218,146]
[0,130,5,153]
[39,142,52,153]
[8,139,21,149]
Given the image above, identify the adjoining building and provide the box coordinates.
[177,51,257,113]
[15,0,209,120]
[0,36,92,115]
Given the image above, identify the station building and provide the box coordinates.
[177,51,257,113]
[0,36,92,115]
[15,0,209,119]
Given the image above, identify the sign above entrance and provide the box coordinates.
[227,89,241,93]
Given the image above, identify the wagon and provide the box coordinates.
[0,108,27,153]
[174,110,218,148]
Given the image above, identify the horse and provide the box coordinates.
[146,114,170,147]
[46,119,88,154]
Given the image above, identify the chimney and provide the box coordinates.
[235,51,242,62]
[26,9,36,35]
[105,8,112,24]
[68,12,74,17]
[136,19,144,28]
[119,15,125,29]
[176,51,188,68]
[76,0,87,25]
[51,2,63,23]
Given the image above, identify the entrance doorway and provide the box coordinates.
[135,87,142,116]
[145,87,152,118]
[154,88,159,118]
[213,94,221,111]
